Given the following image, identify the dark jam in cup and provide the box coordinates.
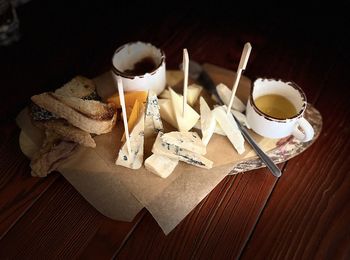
[123,56,157,76]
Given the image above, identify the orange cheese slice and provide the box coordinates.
[121,99,143,142]
[107,91,147,109]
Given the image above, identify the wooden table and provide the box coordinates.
[1,2,349,259]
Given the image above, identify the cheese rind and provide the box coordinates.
[116,109,145,169]
[144,91,163,137]
[161,131,206,155]
[216,83,245,112]
[213,106,245,154]
[169,88,200,132]
[145,154,178,178]
[199,97,216,145]
[152,133,213,169]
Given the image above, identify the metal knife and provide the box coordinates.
[187,60,282,178]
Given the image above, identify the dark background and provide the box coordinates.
[0,1,348,120]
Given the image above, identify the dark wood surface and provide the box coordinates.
[0,1,349,259]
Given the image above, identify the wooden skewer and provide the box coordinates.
[226,42,252,114]
[182,48,189,117]
[117,76,131,155]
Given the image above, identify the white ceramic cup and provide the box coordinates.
[246,78,314,142]
[111,41,166,95]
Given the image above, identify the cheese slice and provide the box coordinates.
[144,90,163,137]
[121,99,142,142]
[194,121,226,136]
[216,83,245,112]
[161,131,206,155]
[187,84,203,106]
[169,88,200,132]
[199,96,216,145]
[232,110,250,129]
[152,132,213,169]
[116,108,145,169]
[145,154,178,178]
[213,106,245,154]
[159,99,178,129]
[107,91,147,109]
[213,104,251,129]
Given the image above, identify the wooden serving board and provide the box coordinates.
[17,63,322,233]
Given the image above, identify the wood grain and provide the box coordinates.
[0,123,59,238]
[241,51,350,259]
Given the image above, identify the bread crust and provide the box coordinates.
[31,93,116,135]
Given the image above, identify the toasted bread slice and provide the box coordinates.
[33,119,96,147]
[54,76,96,99]
[31,93,116,135]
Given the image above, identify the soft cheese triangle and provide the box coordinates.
[199,97,216,145]
[161,131,206,155]
[144,90,164,137]
[145,154,178,178]
[116,108,145,169]
[152,132,213,169]
[169,88,200,132]
[159,99,178,129]
[216,83,245,112]
[213,106,245,154]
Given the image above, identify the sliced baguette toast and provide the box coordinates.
[33,119,96,147]
[31,92,116,135]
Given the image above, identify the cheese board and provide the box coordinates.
[16,63,322,234]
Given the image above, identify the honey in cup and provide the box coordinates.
[246,78,315,142]
[111,41,166,95]
[254,94,297,119]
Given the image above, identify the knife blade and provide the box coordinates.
[187,60,282,178]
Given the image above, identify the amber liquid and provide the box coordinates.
[254,94,298,119]
[123,57,157,76]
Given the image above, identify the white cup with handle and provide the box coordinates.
[246,78,314,142]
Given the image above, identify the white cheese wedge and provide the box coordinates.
[199,96,216,145]
[231,110,250,129]
[169,88,200,132]
[145,154,178,178]
[216,83,245,112]
[213,106,245,154]
[187,84,203,106]
[152,132,213,169]
[159,99,178,129]
[116,109,145,169]
[194,120,226,136]
[213,104,251,129]
[144,90,163,137]
[161,131,206,155]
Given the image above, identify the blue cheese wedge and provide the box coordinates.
[144,90,163,137]
[213,106,245,154]
[161,131,206,155]
[116,109,145,169]
[216,83,245,112]
[145,154,178,178]
[199,96,216,145]
[152,132,213,169]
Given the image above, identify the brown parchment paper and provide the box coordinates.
[16,64,321,234]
